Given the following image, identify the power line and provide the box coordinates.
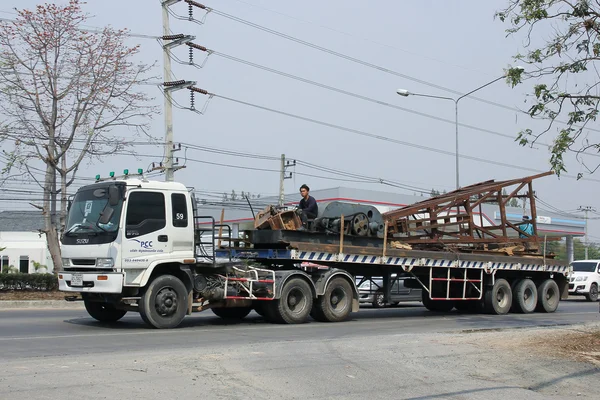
[179,44,558,147]
[180,2,600,136]
[181,86,600,184]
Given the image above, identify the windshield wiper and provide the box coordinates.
[64,223,98,236]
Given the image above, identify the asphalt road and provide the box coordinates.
[1,299,599,399]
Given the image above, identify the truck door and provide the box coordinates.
[168,192,194,258]
[121,191,172,266]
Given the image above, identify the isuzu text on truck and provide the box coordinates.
[58,171,570,328]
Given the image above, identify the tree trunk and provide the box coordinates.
[44,158,62,275]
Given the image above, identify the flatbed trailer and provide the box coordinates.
[215,228,570,316]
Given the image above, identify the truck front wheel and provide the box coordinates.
[84,300,127,322]
[139,275,188,329]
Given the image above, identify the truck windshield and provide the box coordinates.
[65,186,123,235]
[571,262,598,272]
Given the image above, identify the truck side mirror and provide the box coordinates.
[108,185,120,206]
[99,207,114,225]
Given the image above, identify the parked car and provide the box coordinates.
[357,275,422,307]
[569,260,600,301]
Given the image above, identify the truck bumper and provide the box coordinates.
[58,272,123,294]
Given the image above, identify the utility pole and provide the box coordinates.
[162,0,175,182]
[578,206,596,259]
[278,154,295,207]
[160,1,194,180]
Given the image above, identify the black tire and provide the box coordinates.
[139,275,188,329]
[484,278,512,315]
[212,306,252,320]
[372,291,386,308]
[84,300,127,322]
[512,279,538,313]
[271,277,313,324]
[421,290,455,312]
[311,277,353,322]
[585,283,599,302]
[536,279,560,313]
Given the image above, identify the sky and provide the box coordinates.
[1,0,599,243]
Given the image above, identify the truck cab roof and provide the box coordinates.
[81,178,189,192]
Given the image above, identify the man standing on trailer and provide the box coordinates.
[298,184,318,228]
[519,215,534,238]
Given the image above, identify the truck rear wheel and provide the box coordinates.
[139,275,188,329]
[311,277,353,322]
[421,291,455,312]
[84,300,127,322]
[536,279,560,312]
[484,278,512,315]
[212,307,252,320]
[512,279,538,313]
[271,277,313,324]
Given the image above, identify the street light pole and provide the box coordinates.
[397,73,513,190]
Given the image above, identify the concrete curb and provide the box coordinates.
[0,300,85,309]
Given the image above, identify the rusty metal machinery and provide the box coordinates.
[382,171,554,252]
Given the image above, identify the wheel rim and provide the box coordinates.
[591,285,598,299]
[155,287,178,317]
[496,287,509,308]
[287,287,308,314]
[545,286,558,307]
[523,286,536,309]
[330,287,349,311]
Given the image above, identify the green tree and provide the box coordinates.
[497,1,600,178]
[542,238,600,260]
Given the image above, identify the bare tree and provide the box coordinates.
[0,0,157,272]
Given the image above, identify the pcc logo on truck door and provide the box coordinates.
[132,239,153,249]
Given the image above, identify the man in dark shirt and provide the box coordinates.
[298,184,318,227]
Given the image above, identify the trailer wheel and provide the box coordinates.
[139,275,188,329]
[271,277,313,324]
[84,300,127,322]
[212,307,252,320]
[311,277,353,322]
[484,278,512,315]
[536,279,560,312]
[586,283,598,302]
[512,279,538,314]
[421,291,455,312]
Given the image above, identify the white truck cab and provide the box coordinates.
[569,260,600,301]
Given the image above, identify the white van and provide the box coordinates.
[569,260,600,301]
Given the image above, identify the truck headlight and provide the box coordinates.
[97,258,114,268]
[61,258,70,267]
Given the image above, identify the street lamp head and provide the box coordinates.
[396,89,410,97]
